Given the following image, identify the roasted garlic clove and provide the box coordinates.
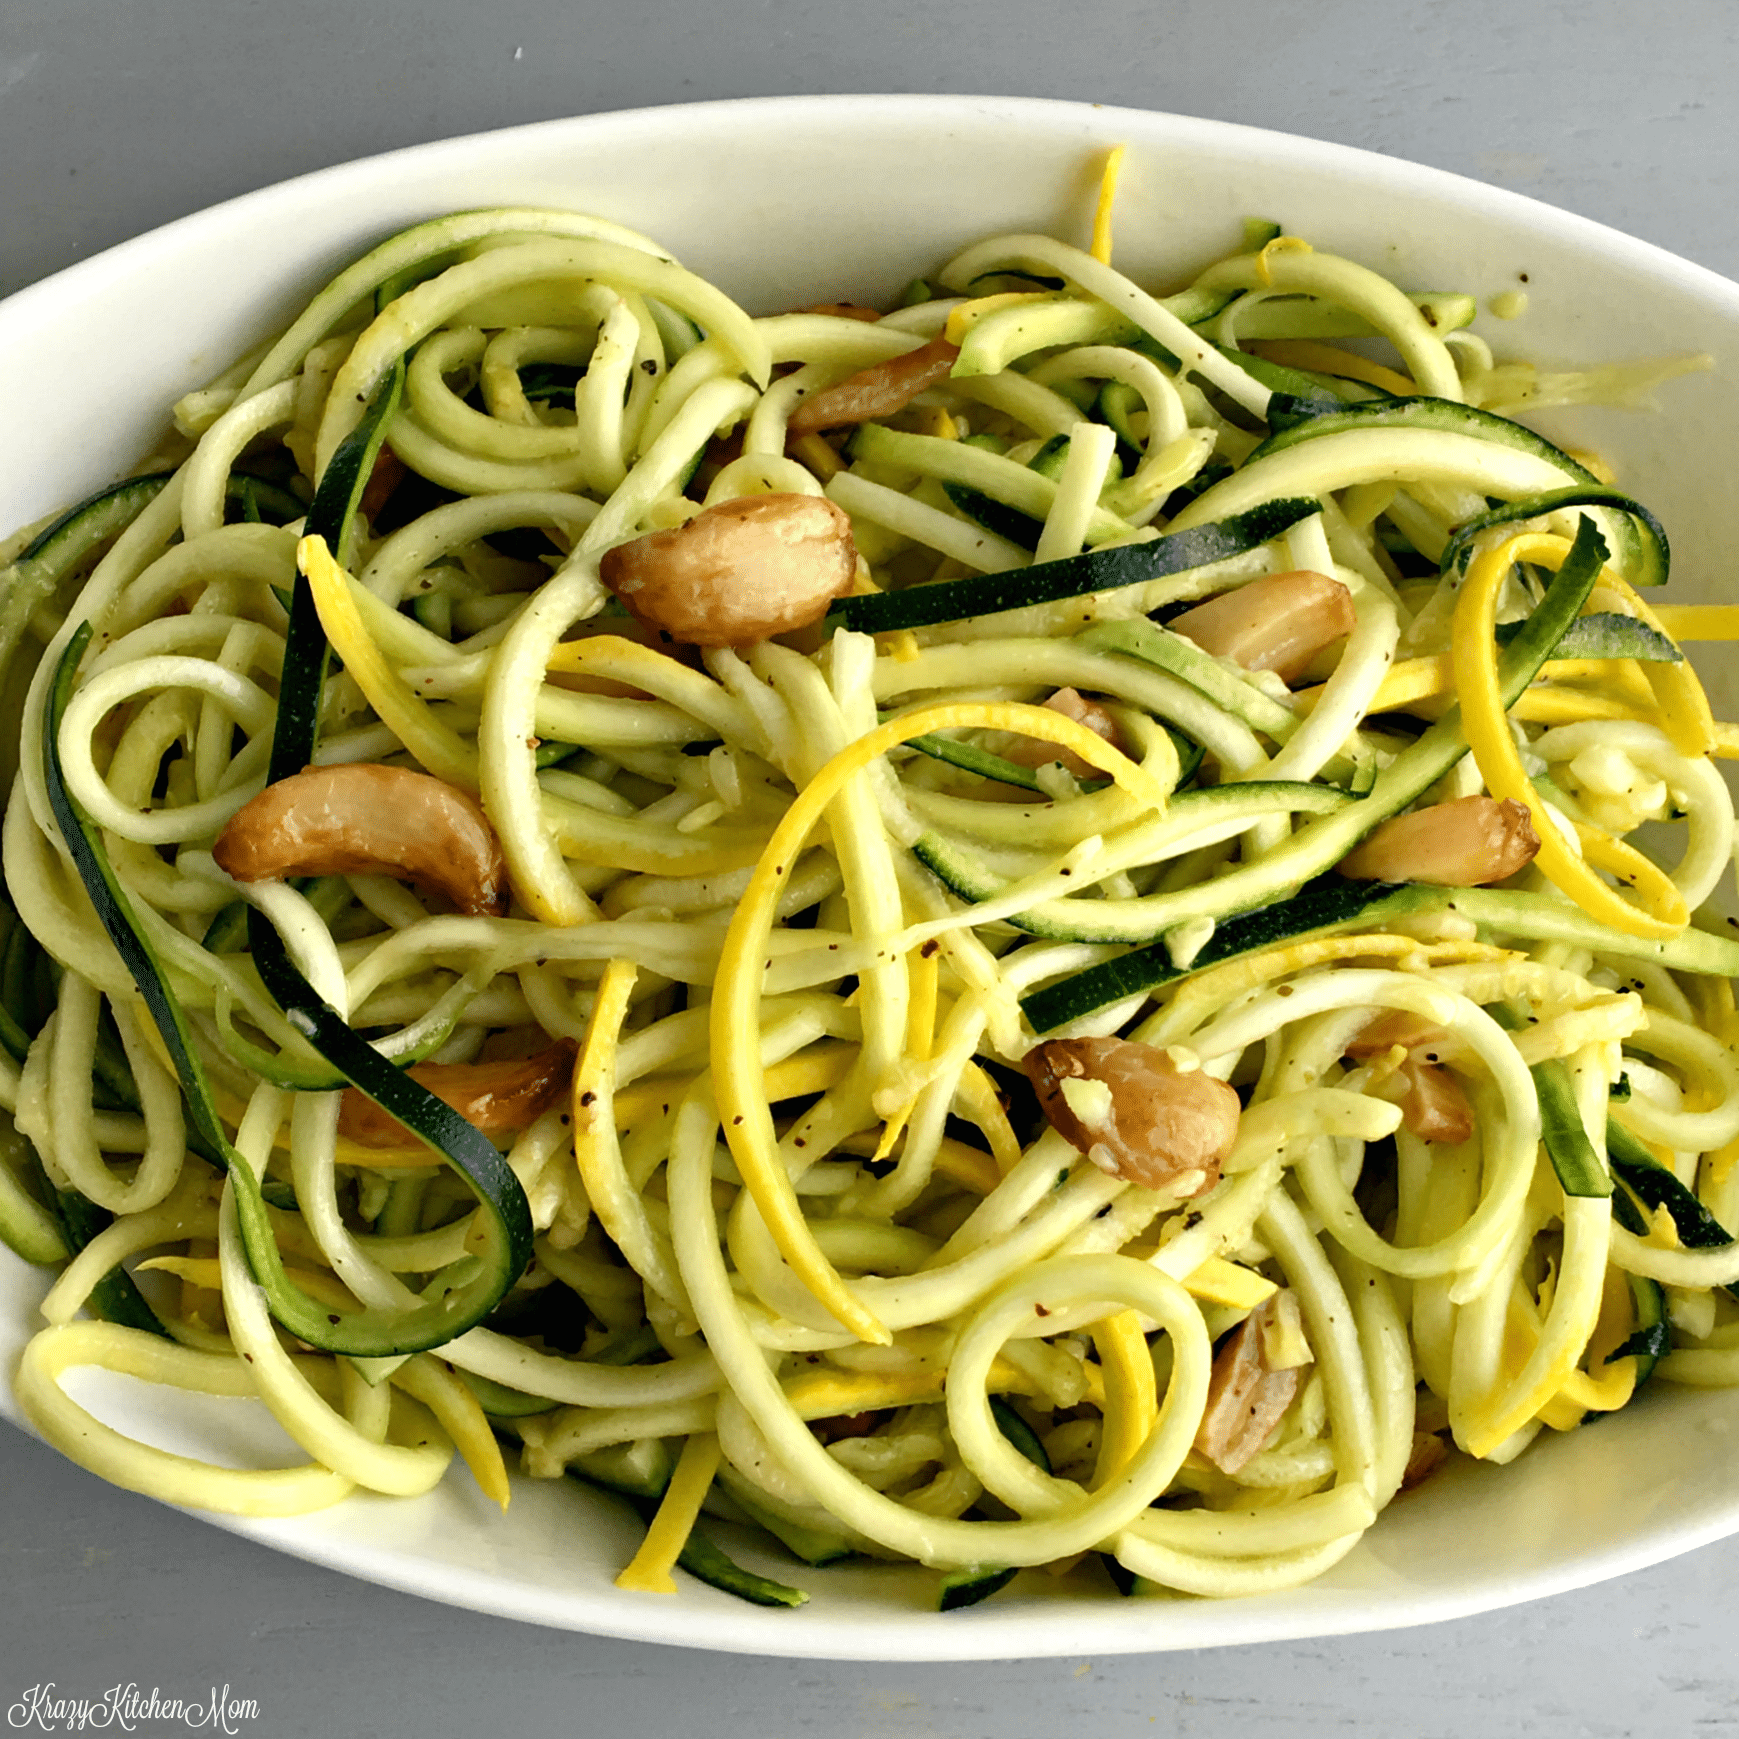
[1170,569,1357,685]
[1336,795,1540,887]
[1023,1035,1239,1196]
[213,763,507,917]
[599,492,857,647]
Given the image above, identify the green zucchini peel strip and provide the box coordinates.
[1607,1118,1739,1305]
[43,626,532,1355]
[1441,485,1670,589]
[39,361,534,1356]
[830,498,1322,635]
[1531,1058,1613,1200]
[1018,518,1615,1029]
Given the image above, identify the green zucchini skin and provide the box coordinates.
[266,354,403,784]
[1018,879,1739,1035]
[1023,434,1070,481]
[0,471,203,794]
[904,733,1054,794]
[1607,1119,1739,1309]
[1009,517,1614,1024]
[1198,290,1475,345]
[901,714,1189,795]
[1243,395,1597,477]
[1487,1003,1614,1200]
[941,482,1045,552]
[1169,728,1208,787]
[963,268,1067,295]
[569,1439,674,1499]
[459,1371,559,1419]
[1169,410,1605,552]
[1531,1059,1613,1200]
[516,361,584,409]
[7,469,300,615]
[913,780,1358,945]
[0,1140,69,1268]
[931,1396,1053,1610]
[18,644,170,1313]
[534,739,584,770]
[989,1395,1053,1474]
[1078,618,1299,739]
[225,474,307,525]
[938,1564,1019,1610]
[38,361,535,1357]
[249,918,533,1222]
[1446,889,1739,977]
[717,1475,857,1568]
[570,1468,812,1606]
[46,1177,168,1336]
[1611,1274,1671,1386]
[898,718,1212,796]
[1160,459,1234,520]
[200,899,253,956]
[1441,485,1670,589]
[587,1321,665,1366]
[1497,612,1680,664]
[203,874,349,961]
[1094,380,1148,471]
[1217,349,1373,411]
[830,498,1322,635]
[1607,1120,1735,1249]
[1601,1180,1673,1384]
[1233,405,1651,586]
[1018,873,1415,1029]
[13,473,174,573]
[42,629,531,1355]
[677,1527,809,1607]
[0,916,50,1062]
[237,355,536,1346]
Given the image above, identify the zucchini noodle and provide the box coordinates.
[3,173,1736,1615]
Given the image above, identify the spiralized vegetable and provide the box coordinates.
[5,155,1739,1610]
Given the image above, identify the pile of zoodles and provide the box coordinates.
[5,152,1739,1609]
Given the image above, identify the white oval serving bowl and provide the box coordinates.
[4,93,1739,1661]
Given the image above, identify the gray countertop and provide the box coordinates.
[4,3,1739,1733]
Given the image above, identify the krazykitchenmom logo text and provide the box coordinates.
[8,1686,259,1734]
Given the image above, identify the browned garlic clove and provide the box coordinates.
[1335,794,1540,887]
[1002,688,1123,779]
[786,336,961,434]
[213,763,507,917]
[1169,569,1358,685]
[599,492,857,647]
[337,1038,578,1148]
[1194,1293,1306,1476]
[1345,1011,1476,1145]
[1023,1035,1240,1196]
[1388,1053,1476,1145]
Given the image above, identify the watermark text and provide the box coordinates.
[8,1684,259,1734]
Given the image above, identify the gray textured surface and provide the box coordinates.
[4,3,1739,1733]
[8,1419,1739,1737]
[3,0,1738,292]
